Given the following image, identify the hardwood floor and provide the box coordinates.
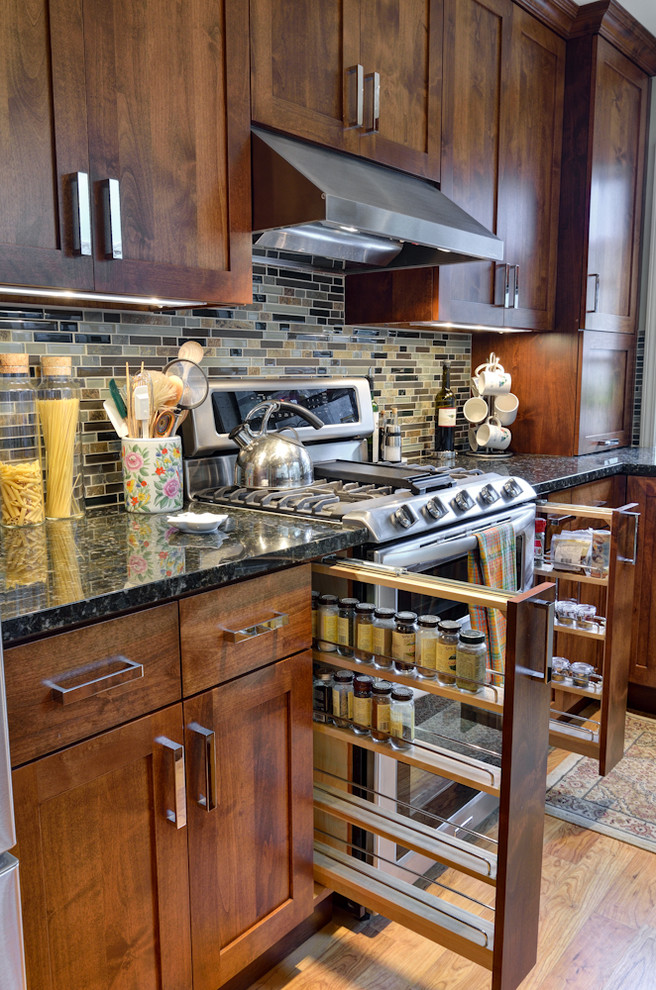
[248,740,656,990]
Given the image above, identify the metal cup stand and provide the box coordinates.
[468,352,515,459]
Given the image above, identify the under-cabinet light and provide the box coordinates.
[0,285,204,308]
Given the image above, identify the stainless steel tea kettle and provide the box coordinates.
[229,400,323,489]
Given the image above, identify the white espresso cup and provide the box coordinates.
[475,368,512,396]
[476,417,511,450]
[468,427,479,452]
[493,392,519,426]
[463,396,489,424]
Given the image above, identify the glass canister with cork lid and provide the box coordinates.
[36,356,83,519]
[0,353,45,527]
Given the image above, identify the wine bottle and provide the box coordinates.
[434,362,456,463]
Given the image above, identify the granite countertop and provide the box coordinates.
[0,507,368,646]
[4,446,656,646]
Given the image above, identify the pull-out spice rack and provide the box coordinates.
[534,501,638,774]
[311,558,554,990]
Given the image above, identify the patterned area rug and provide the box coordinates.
[545,711,656,852]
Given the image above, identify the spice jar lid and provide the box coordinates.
[570,662,594,674]
[395,611,417,622]
[0,352,29,373]
[417,614,439,627]
[391,686,414,701]
[317,672,332,682]
[334,669,354,683]
[372,680,393,693]
[439,619,462,632]
[338,597,359,609]
[353,674,374,689]
[319,594,339,605]
[373,607,395,618]
[459,629,486,644]
[355,602,376,614]
[40,355,72,376]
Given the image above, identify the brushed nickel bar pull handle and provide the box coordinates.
[344,64,364,128]
[44,655,144,705]
[617,507,640,566]
[223,609,289,643]
[70,172,92,256]
[364,71,380,133]
[156,736,187,829]
[513,265,520,308]
[188,722,217,812]
[101,178,123,259]
[596,437,620,447]
[504,263,511,308]
[528,598,554,683]
[586,273,600,312]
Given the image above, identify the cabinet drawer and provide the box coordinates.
[5,603,181,766]
[180,565,311,695]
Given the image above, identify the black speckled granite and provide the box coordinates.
[0,506,368,646]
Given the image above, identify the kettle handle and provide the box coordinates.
[245,400,323,432]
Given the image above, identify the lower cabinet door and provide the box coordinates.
[184,651,314,990]
[12,705,192,990]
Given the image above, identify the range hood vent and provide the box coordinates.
[251,127,504,273]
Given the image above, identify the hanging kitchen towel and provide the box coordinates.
[467,523,517,685]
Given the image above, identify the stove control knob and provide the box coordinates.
[451,490,475,513]
[424,497,447,520]
[502,479,522,499]
[392,504,417,529]
[478,484,500,506]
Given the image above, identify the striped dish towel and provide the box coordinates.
[467,523,517,685]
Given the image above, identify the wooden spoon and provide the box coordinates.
[178,340,204,364]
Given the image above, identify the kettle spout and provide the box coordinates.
[228,424,252,450]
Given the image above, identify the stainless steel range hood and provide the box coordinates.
[252,127,504,272]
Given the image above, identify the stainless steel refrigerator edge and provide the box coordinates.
[0,633,27,990]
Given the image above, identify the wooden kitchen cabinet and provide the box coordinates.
[556,32,651,336]
[626,477,656,704]
[0,0,251,306]
[345,0,565,331]
[13,704,193,990]
[250,0,442,181]
[184,652,314,990]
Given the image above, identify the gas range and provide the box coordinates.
[181,376,536,545]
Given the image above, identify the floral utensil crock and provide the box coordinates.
[121,437,183,513]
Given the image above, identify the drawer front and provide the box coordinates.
[180,565,311,695]
[5,603,181,766]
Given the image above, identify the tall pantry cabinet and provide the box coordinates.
[0,0,252,305]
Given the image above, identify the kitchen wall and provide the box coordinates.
[0,260,472,511]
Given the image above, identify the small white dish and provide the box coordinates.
[166,511,228,533]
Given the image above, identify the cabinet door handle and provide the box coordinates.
[156,736,187,829]
[44,655,144,705]
[101,178,123,259]
[586,273,600,313]
[70,172,92,256]
[344,64,364,128]
[188,722,217,812]
[513,265,520,309]
[527,598,554,683]
[364,71,380,134]
[596,438,620,447]
[504,263,511,308]
[223,609,289,643]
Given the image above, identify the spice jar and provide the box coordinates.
[36,356,83,519]
[392,611,417,673]
[371,680,393,741]
[354,602,376,662]
[390,686,415,749]
[456,629,487,693]
[332,669,354,727]
[318,594,339,651]
[555,600,578,627]
[436,619,460,685]
[416,614,439,678]
[337,597,358,657]
[570,661,594,688]
[352,674,374,735]
[576,603,597,630]
[313,670,333,723]
[371,607,395,668]
[311,590,320,646]
[0,354,45,528]
[552,656,571,682]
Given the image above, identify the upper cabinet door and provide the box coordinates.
[79,0,252,303]
[0,0,94,291]
[439,0,564,330]
[585,38,648,334]
[250,0,441,180]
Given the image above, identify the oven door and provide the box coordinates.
[362,502,534,880]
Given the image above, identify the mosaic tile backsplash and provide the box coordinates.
[0,262,472,511]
